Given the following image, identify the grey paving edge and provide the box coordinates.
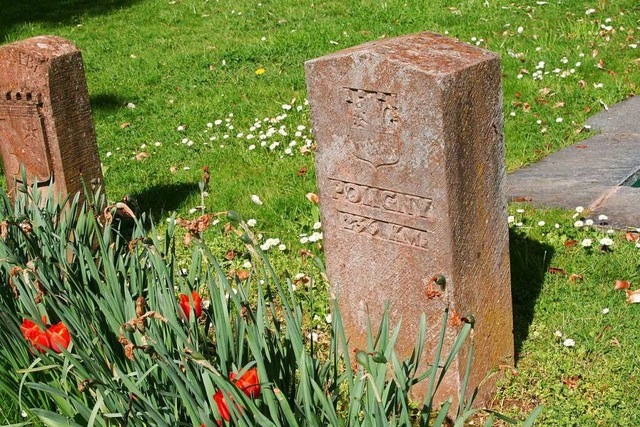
[506,95,640,228]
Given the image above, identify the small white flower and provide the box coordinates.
[599,237,614,246]
[127,102,136,109]
[554,330,563,338]
[278,244,287,251]
[214,119,222,125]
[154,141,161,147]
[574,220,584,228]
[585,219,594,226]
[243,261,252,269]
[202,299,211,310]
[516,208,525,213]
[575,206,584,213]
[307,331,320,342]
[537,221,545,226]
[581,238,592,247]
[585,8,596,15]
[555,117,563,123]
[607,229,615,234]
[508,215,515,223]
[300,236,309,244]
[282,104,292,110]
[177,125,186,131]
[602,308,610,314]
[563,338,575,347]
[555,223,560,229]
[106,151,113,157]
[325,313,332,324]
[248,144,256,150]
[21,411,27,418]
[308,232,323,242]
[313,221,322,230]
[188,208,197,214]
[515,222,523,227]
[250,195,263,205]
[598,214,608,221]
[247,218,257,227]
[517,26,524,34]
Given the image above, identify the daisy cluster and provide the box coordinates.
[175,98,314,159]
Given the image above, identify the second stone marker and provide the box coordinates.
[305,32,513,405]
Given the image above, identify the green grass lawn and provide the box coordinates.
[1,0,640,424]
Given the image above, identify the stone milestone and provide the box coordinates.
[0,36,102,200]
[305,32,513,405]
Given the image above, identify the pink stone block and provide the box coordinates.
[0,36,103,200]
[305,32,513,406]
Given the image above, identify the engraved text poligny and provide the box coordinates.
[329,178,432,218]
[329,179,433,250]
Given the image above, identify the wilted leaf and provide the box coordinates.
[626,289,640,303]
[615,280,631,290]
[578,80,587,88]
[297,166,308,176]
[236,270,250,281]
[562,375,580,390]
[575,144,588,149]
[569,273,584,282]
[539,87,552,96]
[135,152,149,161]
[565,240,578,248]
[597,59,605,69]
[625,231,640,242]
[306,193,319,204]
[511,196,532,202]
[553,101,566,109]
[548,267,567,275]
[120,122,130,129]
[224,250,236,261]
[170,166,178,173]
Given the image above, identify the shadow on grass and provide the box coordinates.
[509,228,554,360]
[91,93,127,113]
[129,182,199,222]
[0,0,141,42]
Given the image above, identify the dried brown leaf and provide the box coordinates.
[625,231,640,242]
[562,375,580,390]
[306,193,319,204]
[297,166,308,176]
[224,250,236,261]
[615,280,631,290]
[236,270,250,281]
[135,152,149,161]
[626,289,640,303]
[569,273,584,282]
[564,239,579,248]
[548,267,567,275]
[511,196,532,202]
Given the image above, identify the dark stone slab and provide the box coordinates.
[507,96,640,228]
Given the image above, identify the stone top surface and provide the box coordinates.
[0,36,78,61]
[306,32,498,76]
[507,95,640,227]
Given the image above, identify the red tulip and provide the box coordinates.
[212,389,231,424]
[230,367,260,398]
[179,291,202,321]
[20,317,49,353]
[46,322,71,353]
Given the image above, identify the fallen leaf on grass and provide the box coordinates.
[297,166,308,176]
[548,267,567,275]
[611,337,621,347]
[569,273,584,282]
[625,231,640,242]
[625,289,640,303]
[564,239,578,248]
[224,250,236,261]
[135,152,149,161]
[236,270,250,281]
[120,122,130,129]
[306,193,319,204]
[562,375,580,390]
[615,280,630,290]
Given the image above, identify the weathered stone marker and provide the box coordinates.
[305,32,513,405]
[0,36,102,199]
